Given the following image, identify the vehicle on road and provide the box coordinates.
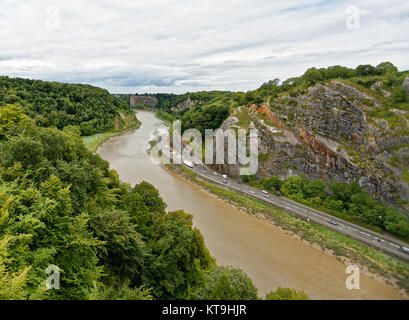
[399,246,409,254]
[262,190,268,194]
[222,174,228,179]
[329,220,338,226]
[249,191,255,194]
[183,159,193,168]
[264,195,270,199]
[213,172,217,175]
[223,180,228,184]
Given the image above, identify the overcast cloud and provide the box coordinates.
[0,0,408,93]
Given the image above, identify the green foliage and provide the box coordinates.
[0,104,29,138]
[180,104,230,135]
[0,235,34,300]
[155,110,175,123]
[89,285,153,300]
[189,266,259,300]
[368,107,405,128]
[391,87,408,103]
[0,107,219,300]
[153,91,238,112]
[356,64,380,76]
[265,287,309,300]
[303,67,325,84]
[377,62,398,74]
[251,175,409,241]
[0,76,133,135]
[146,210,214,299]
[240,62,402,107]
[403,170,409,185]
[260,177,282,191]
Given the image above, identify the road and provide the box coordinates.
[158,135,409,262]
[179,159,409,263]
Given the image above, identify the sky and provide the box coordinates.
[0,0,408,94]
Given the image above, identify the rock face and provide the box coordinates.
[130,95,158,108]
[171,97,197,112]
[404,77,409,96]
[218,80,409,215]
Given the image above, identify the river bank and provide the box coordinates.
[163,164,409,299]
[97,110,406,299]
[82,116,140,152]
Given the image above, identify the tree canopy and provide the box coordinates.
[0,104,293,300]
[0,76,133,135]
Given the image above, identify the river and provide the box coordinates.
[97,111,405,300]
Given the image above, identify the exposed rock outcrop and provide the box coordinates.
[130,95,158,108]
[217,80,409,215]
[171,97,198,112]
[404,77,409,96]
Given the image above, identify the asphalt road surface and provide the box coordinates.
[181,160,409,263]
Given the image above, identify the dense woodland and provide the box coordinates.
[0,104,245,299]
[0,76,134,136]
[0,80,305,299]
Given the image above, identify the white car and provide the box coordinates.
[183,160,194,168]
[222,174,228,179]
[262,190,268,194]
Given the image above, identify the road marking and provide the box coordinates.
[192,168,408,260]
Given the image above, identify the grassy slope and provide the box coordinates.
[82,115,140,152]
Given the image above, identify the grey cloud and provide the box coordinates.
[0,0,407,93]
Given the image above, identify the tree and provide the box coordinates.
[0,236,31,300]
[376,62,398,74]
[0,104,28,139]
[0,76,134,135]
[146,210,214,299]
[303,179,325,199]
[132,181,167,214]
[88,208,149,287]
[280,176,304,199]
[89,284,152,300]
[265,287,309,300]
[260,177,282,191]
[189,266,259,300]
[302,68,324,84]
[356,64,379,76]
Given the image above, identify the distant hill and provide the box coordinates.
[0,76,135,135]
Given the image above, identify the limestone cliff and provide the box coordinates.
[130,95,158,108]
[219,80,409,215]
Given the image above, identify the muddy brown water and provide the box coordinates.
[97,111,405,300]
